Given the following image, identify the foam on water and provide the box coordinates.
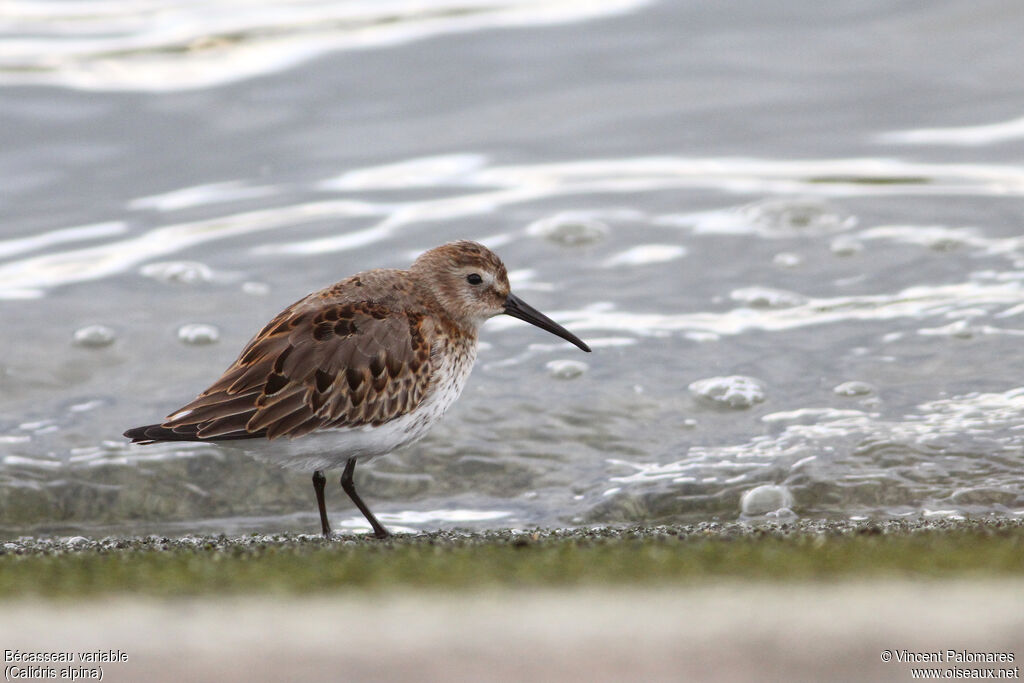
[601,388,1024,522]
[689,376,767,410]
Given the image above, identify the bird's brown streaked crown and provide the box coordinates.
[410,240,511,328]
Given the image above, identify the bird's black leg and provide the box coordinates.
[312,470,331,538]
[340,457,390,539]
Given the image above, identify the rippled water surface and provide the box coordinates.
[3,0,1024,537]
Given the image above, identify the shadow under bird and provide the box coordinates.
[124,241,591,538]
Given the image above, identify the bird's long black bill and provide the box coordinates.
[504,293,591,352]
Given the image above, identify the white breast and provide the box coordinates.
[220,339,478,472]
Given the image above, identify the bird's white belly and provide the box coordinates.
[219,345,477,472]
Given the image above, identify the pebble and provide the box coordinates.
[2,518,1022,556]
[0,520,1019,557]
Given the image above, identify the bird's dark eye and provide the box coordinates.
[466,273,483,285]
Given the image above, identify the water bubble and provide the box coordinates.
[73,324,116,348]
[741,198,856,236]
[545,359,588,379]
[602,244,686,267]
[830,237,864,256]
[834,381,874,397]
[242,281,270,296]
[69,399,104,413]
[740,485,795,516]
[918,320,974,338]
[773,252,802,268]
[526,212,609,246]
[178,323,220,345]
[689,375,766,409]
[140,261,213,285]
[730,287,806,308]
[928,236,966,252]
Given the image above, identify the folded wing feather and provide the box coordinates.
[161,299,434,441]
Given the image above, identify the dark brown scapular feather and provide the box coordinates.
[153,291,438,441]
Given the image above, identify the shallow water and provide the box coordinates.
[3,0,1024,538]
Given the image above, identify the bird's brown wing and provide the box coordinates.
[159,301,434,441]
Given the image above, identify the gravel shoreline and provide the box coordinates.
[5,517,1024,555]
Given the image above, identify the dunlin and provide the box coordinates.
[124,241,590,538]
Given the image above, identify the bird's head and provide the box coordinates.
[410,240,590,352]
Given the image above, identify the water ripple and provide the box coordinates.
[6,154,1024,298]
[0,0,652,91]
[601,388,1024,521]
[878,114,1024,146]
[487,280,1024,339]
[0,199,385,298]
